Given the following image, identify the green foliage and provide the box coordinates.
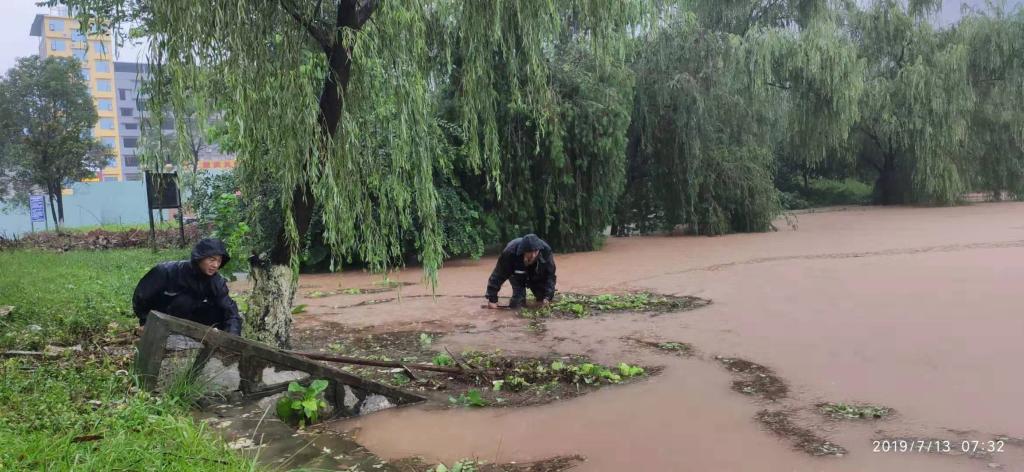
[434,186,490,259]
[419,333,434,348]
[463,42,635,251]
[475,354,647,392]
[449,389,488,408]
[432,353,454,367]
[0,359,256,470]
[523,292,694,318]
[959,4,1024,199]
[55,0,642,293]
[208,192,250,275]
[0,56,107,224]
[617,12,781,235]
[654,341,693,355]
[780,178,873,209]
[275,379,330,428]
[0,249,188,350]
[851,0,973,205]
[187,171,238,228]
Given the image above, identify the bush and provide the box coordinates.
[803,179,872,207]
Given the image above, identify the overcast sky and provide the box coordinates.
[1,0,1022,74]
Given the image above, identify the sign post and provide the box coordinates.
[144,171,185,250]
[29,195,46,232]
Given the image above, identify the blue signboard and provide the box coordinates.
[29,195,46,223]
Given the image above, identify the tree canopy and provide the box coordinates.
[0,56,106,227]
[51,0,1024,344]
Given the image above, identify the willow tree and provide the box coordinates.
[959,2,1024,199]
[850,0,973,204]
[447,42,634,251]
[59,0,637,347]
[746,18,864,190]
[618,11,781,235]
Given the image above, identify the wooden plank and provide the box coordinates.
[145,311,424,404]
[134,316,171,391]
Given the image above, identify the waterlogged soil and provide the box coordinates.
[715,356,789,401]
[291,326,657,408]
[238,203,1024,471]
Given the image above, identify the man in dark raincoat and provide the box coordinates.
[484,234,557,309]
[132,238,243,335]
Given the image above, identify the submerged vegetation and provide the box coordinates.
[522,292,710,319]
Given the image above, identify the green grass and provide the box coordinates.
[0,248,259,471]
[0,249,188,350]
[0,358,257,471]
[37,221,181,234]
[781,178,873,210]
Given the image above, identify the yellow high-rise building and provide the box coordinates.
[30,8,123,182]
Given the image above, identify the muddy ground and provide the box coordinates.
[230,203,1024,471]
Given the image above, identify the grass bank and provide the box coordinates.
[0,248,259,471]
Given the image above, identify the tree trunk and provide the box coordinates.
[246,1,365,348]
[47,192,59,232]
[873,154,899,205]
[244,263,296,348]
[55,190,65,227]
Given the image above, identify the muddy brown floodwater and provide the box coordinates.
[277,203,1024,471]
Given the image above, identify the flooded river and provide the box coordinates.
[289,203,1024,471]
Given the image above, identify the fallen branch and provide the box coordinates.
[286,350,496,376]
[0,350,48,358]
[72,434,104,443]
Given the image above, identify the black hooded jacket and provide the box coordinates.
[132,238,242,335]
[485,234,557,303]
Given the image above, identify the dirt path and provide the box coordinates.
[285,203,1024,471]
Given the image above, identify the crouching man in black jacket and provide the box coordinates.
[484,234,557,309]
[132,238,243,335]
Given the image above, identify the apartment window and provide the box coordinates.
[71,31,86,43]
[91,41,108,55]
[81,69,89,81]
[118,89,129,100]
[123,137,138,149]
[50,40,66,52]
[101,137,115,148]
[124,154,140,167]
[120,107,134,117]
[123,122,138,130]
[96,79,111,92]
[99,118,114,129]
[48,20,64,32]
[95,61,110,73]
[72,48,86,60]
[103,176,118,182]
[125,173,142,181]
[98,99,112,111]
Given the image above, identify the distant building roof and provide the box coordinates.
[114,62,150,74]
[30,14,44,37]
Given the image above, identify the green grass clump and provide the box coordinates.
[0,249,188,350]
[522,292,693,319]
[818,402,892,420]
[0,358,257,471]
